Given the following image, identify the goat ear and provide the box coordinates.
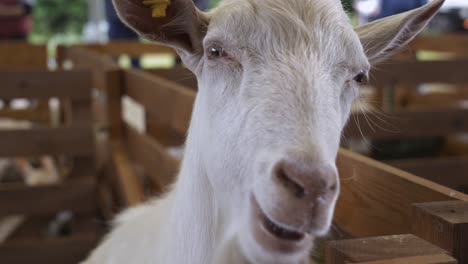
[356,0,445,65]
[112,0,209,56]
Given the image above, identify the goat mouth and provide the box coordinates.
[250,195,311,254]
[260,208,305,241]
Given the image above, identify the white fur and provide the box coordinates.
[84,0,443,263]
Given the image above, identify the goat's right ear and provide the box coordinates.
[356,0,445,65]
[112,0,209,56]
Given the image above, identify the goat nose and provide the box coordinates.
[274,158,338,201]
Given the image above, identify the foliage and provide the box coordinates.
[209,0,220,8]
[31,0,87,42]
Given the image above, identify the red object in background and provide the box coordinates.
[0,0,32,39]
[464,19,468,30]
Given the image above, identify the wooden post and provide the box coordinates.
[325,234,456,264]
[104,69,124,140]
[412,201,468,264]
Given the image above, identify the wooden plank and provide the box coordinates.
[69,156,96,179]
[326,234,450,264]
[8,214,98,240]
[0,108,49,123]
[104,69,124,139]
[371,60,468,85]
[71,41,177,57]
[124,125,180,190]
[0,70,92,100]
[335,149,468,238]
[111,141,144,206]
[146,67,198,90]
[62,47,124,138]
[0,233,97,264]
[145,115,186,146]
[346,254,457,264]
[397,92,466,110]
[412,201,468,264]
[345,109,468,139]
[0,126,94,157]
[71,100,93,125]
[0,42,47,70]
[124,69,195,136]
[387,158,468,192]
[63,47,118,72]
[0,178,95,216]
[409,35,468,55]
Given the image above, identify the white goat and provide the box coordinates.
[85,0,444,263]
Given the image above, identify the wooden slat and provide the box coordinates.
[62,47,124,139]
[111,141,144,206]
[326,234,451,264]
[145,115,186,146]
[72,41,177,57]
[104,69,124,139]
[335,149,468,238]
[0,234,97,264]
[0,126,94,157]
[63,47,118,71]
[0,70,92,100]
[124,69,195,136]
[345,109,468,139]
[409,35,468,55]
[69,156,96,179]
[146,67,198,90]
[371,60,468,85]
[0,178,95,216]
[8,214,97,240]
[412,201,468,264]
[350,254,457,264]
[71,100,93,125]
[0,108,49,123]
[387,158,468,191]
[398,92,466,110]
[0,42,47,70]
[124,125,180,190]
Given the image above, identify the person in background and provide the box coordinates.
[0,0,33,40]
[194,0,211,10]
[375,0,427,19]
[354,0,427,24]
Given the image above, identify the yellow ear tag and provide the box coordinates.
[142,0,170,18]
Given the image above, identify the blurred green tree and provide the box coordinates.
[32,0,87,41]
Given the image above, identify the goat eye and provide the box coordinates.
[353,70,367,83]
[208,45,226,58]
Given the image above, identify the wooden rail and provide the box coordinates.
[0,178,96,216]
[145,67,198,90]
[0,43,99,264]
[0,127,94,157]
[0,71,92,100]
[387,157,468,192]
[345,109,468,139]
[408,34,468,55]
[326,234,456,264]
[58,41,176,59]
[124,69,195,137]
[371,60,468,85]
[0,42,47,70]
[336,148,468,236]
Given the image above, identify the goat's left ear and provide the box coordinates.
[356,0,445,65]
[112,0,209,67]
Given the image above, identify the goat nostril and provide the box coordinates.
[276,167,305,199]
[329,183,338,192]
